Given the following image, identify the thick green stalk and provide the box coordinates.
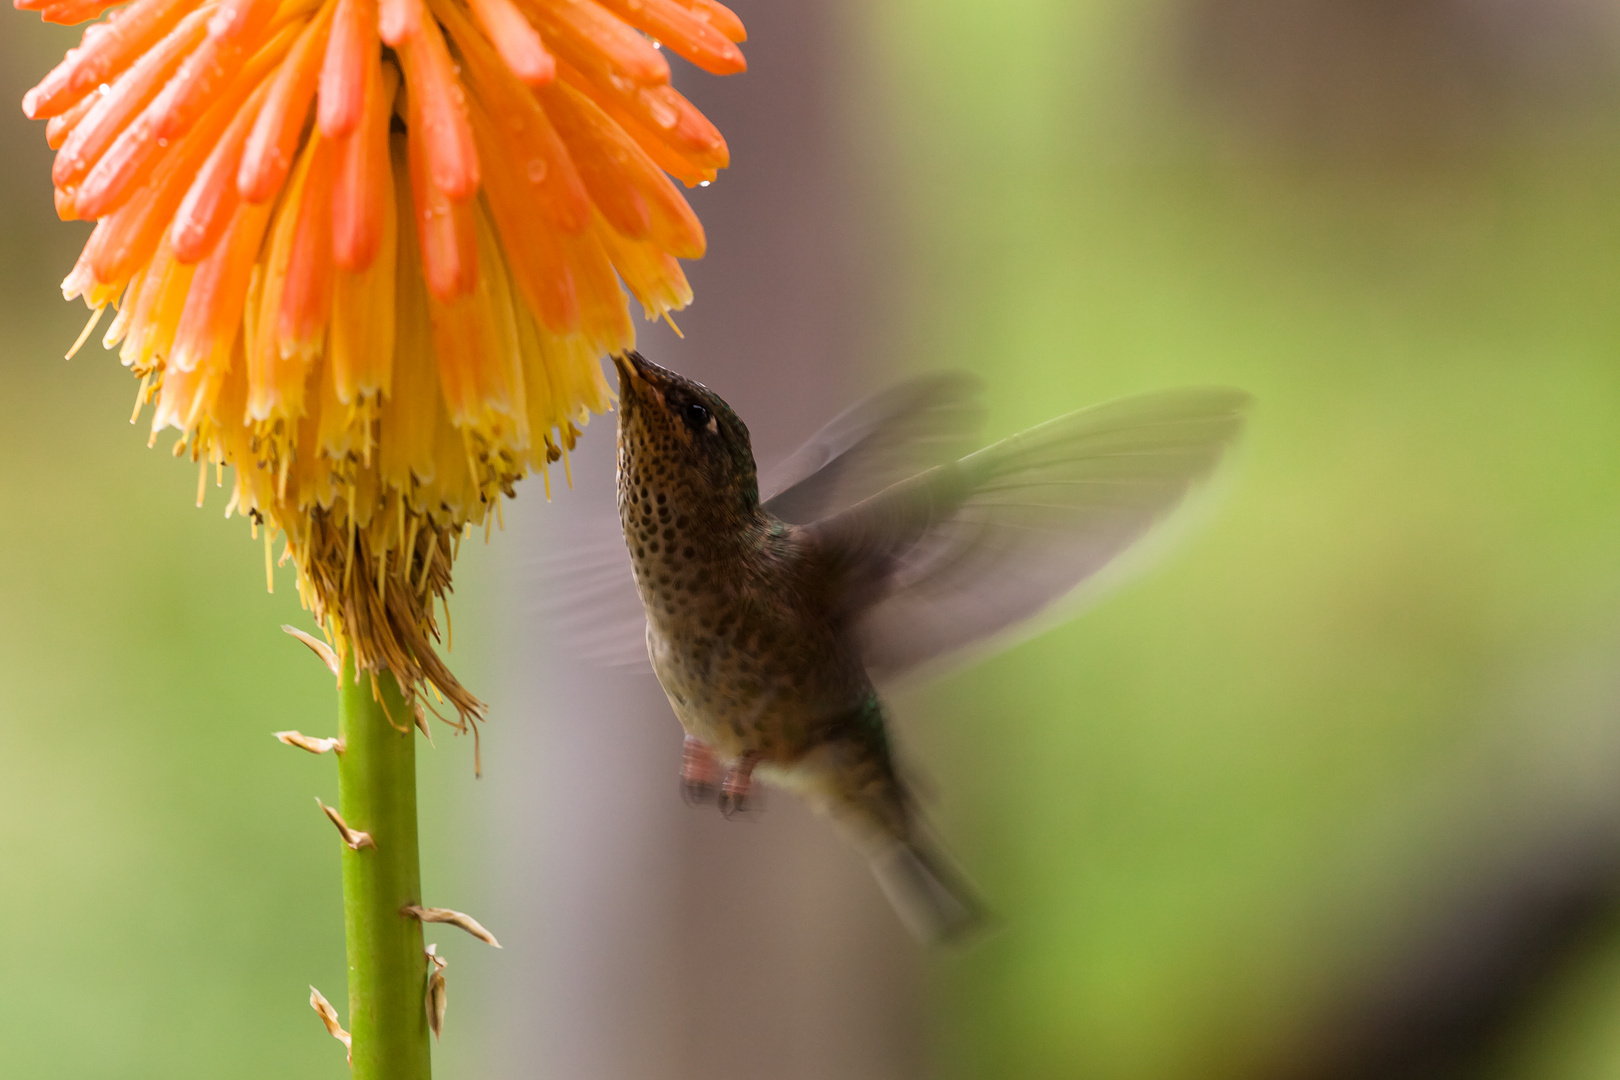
[338,663,431,1080]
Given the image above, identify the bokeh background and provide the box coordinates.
[7,0,1620,1077]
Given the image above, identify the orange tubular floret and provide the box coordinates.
[405,101,478,301]
[277,137,335,365]
[239,5,335,204]
[26,0,122,24]
[551,54,726,168]
[332,58,396,272]
[45,90,97,151]
[519,0,668,86]
[641,84,728,166]
[594,94,715,186]
[84,55,271,289]
[554,225,632,356]
[151,0,280,145]
[317,0,376,138]
[55,186,81,221]
[465,0,552,86]
[438,0,587,231]
[86,21,300,236]
[428,208,526,439]
[61,244,123,307]
[595,215,692,318]
[171,78,273,262]
[541,84,649,240]
[83,148,192,288]
[152,331,236,436]
[330,138,398,401]
[595,0,744,76]
[543,80,703,257]
[394,15,480,202]
[204,0,274,42]
[51,7,208,194]
[168,196,273,377]
[248,136,325,421]
[123,246,198,372]
[312,341,359,465]
[377,159,441,489]
[683,0,744,42]
[376,0,420,47]
[466,99,578,333]
[23,0,200,119]
[548,57,711,184]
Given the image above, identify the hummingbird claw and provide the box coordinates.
[718,752,762,819]
[680,735,720,807]
[681,778,718,806]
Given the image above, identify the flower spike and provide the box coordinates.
[22,0,746,724]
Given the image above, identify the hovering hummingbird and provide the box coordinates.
[610,351,1249,942]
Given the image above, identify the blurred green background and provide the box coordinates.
[7,1,1620,1077]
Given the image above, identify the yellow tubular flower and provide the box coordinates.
[22,0,746,724]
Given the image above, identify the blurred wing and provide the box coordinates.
[530,506,654,671]
[761,372,986,524]
[804,387,1252,681]
[536,373,985,671]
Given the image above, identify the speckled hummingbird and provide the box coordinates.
[610,351,1249,942]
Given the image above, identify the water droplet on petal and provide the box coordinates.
[699,180,710,187]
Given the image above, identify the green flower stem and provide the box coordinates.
[338,662,431,1080]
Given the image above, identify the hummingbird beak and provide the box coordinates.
[614,351,666,410]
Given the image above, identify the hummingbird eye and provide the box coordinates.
[681,402,712,431]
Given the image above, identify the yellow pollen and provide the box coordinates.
[661,310,685,339]
[130,373,151,424]
[66,303,107,360]
[343,498,357,591]
[416,534,436,593]
[462,433,481,498]
[196,458,207,508]
[401,517,420,580]
[264,527,275,594]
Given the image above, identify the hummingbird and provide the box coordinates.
[610,351,1249,942]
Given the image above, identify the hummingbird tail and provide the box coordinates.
[870,837,988,945]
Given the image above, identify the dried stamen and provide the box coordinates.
[317,797,375,850]
[402,904,501,947]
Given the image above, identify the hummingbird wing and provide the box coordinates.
[803,387,1251,682]
[535,374,986,671]
[761,372,986,524]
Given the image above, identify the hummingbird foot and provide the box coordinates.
[680,735,720,806]
[718,753,762,818]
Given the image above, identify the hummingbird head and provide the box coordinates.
[613,351,761,516]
